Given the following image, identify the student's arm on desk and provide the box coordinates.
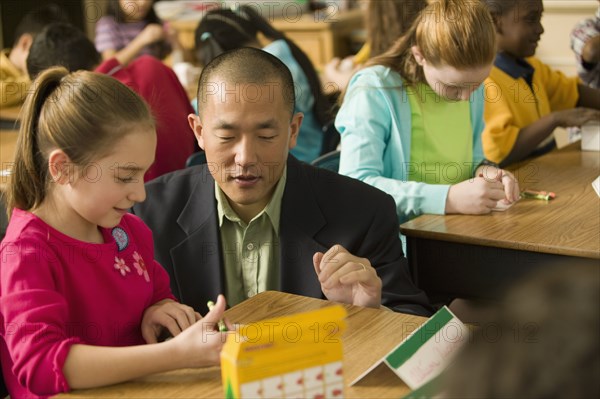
[577,84,600,109]
[63,296,228,389]
[500,108,600,167]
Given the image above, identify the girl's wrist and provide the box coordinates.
[160,337,188,369]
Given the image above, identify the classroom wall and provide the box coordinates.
[0,0,597,75]
[537,0,598,76]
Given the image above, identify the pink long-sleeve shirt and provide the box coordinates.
[0,210,175,398]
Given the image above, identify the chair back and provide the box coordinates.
[321,122,340,156]
[311,150,340,173]
[185,151,207,167]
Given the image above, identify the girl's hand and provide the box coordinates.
[446,173,506,214]
[163,22,181,49]
[138,23,166,47]
[171,295,233,368]
[323,57,361,92]
[141,299,200,344]
[480,166,521,204]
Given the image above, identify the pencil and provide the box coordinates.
[207,300,228,332]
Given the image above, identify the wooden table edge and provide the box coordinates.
[400,225,600,260]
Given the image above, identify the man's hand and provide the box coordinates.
[313,244,382,308]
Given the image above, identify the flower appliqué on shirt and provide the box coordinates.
[114,256,131,276]
[132,251,150,283]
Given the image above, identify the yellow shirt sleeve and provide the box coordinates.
[0,49,30,107]
[353,43,371,65]
[482,75,522,163]
[483,58,581,163]
[528,57,579,112]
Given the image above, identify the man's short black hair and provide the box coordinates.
[12,3,68,46]
[196,47,296,118]
[27,23,101,79]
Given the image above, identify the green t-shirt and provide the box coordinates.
[407,83,474,185]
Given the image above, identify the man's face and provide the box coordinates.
[189,77,302,221]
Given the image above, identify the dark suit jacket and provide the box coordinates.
[133,156,432,316]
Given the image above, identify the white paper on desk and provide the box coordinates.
[492,199,517,211]
[592,176,600,197]
[581,122,600,151]
[553,126,583,149]
[553,127,570,149]
[350,306,468,390]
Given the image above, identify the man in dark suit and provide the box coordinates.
[133,48,432,317]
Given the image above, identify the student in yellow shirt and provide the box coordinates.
[481,0,600,166]
[0,4,67,107]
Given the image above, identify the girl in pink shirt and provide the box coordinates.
[0,67,229,398]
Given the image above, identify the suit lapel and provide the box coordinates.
[166,160,331,308]
[279,157,328,298]
[170,167,224,310]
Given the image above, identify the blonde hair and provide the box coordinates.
[369,0,497,85]
[6,67,154,217]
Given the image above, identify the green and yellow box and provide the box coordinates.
[221,305,347,399]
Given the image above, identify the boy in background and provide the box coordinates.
[0,4,67,107]
[26,23,197,181]
[482,0,600,166]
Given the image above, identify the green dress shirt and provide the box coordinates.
[215,168,287,306]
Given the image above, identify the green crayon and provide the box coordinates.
[207,300,228,332]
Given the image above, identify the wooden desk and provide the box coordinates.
[0,129,17,236]
[400,143,600,302]
[0,105,21,121]
[271,8,363,68]
[0,129,18,192]
[0,105,21,130]
[56,291,426,398]
[170,9,363,69]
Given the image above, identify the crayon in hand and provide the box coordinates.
[207,300,228,332]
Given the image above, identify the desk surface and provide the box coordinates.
[56,291,426,398]
[401,143,600,259]
[0,105,21,122]
[271,8,362,31]
[169,9,362,68]
[0,129,18,192]
[170,8,362,33]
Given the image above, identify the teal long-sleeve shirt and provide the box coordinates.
[335,65,486,225]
